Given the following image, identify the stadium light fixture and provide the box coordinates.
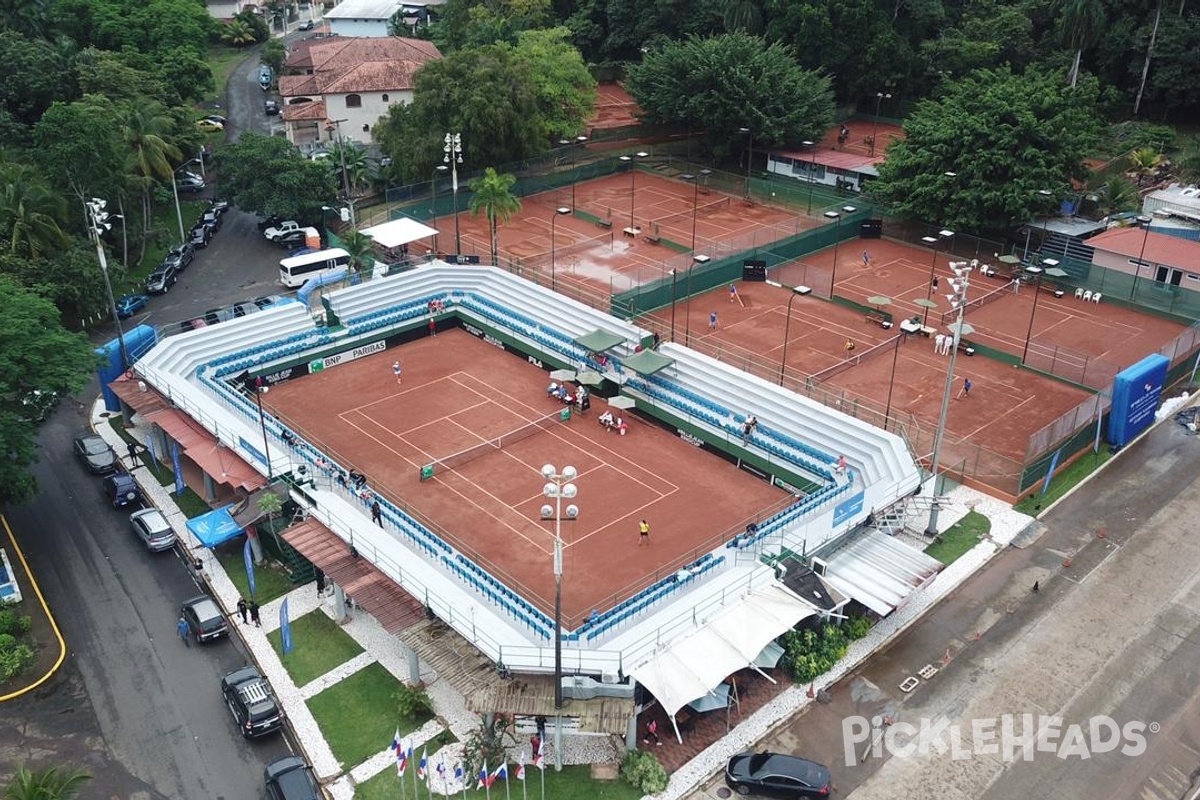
[925,263,972,537]
[540,464,578,772]
[550,207,571,292]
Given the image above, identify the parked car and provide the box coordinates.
[221,666,284,738]
[130,508,176,552]
[725,753,832,799]
[202,114,227,125]
[190,224,213,248]
[275,229,310,249]
[253,294,287,310]
[263,220,301,242]
[102,472,142,508]
[265,756,320,800]
[196,119,224,133]
[73,433,117,474]
[175,175,205,193]
[145,264,178,294]
[258,214,284,232]
[203,307,237,326]
[209,198,230,215]
[297,19,314,31]
[164,243,195,271]
[231,302,262,318]
[20,389,59,423]
[258,66,272,91]
[264,99,280,116]
[115,294,150,318]
[200,210,221,233]
[180,595,229,642]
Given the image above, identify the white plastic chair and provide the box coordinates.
[1074,287,1084,299]
[1092,292,1102,303]
[1082,290,1093,301]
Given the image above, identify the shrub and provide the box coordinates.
[621,749,668,794]
[844,615,873,640]
[780,624,850,683]
[0,642,35,681]
[0,609,15,636]
[395,682,433,718]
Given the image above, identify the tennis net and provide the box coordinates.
[807,336,898,387]
[419,409,570,479]
[939,279,1018,325]
[649,196,732,237]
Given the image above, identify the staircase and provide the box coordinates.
[870,495,941,539]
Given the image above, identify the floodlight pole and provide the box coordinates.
[444,132,463,254]
[541,464,578,773]
[924,266,970,537]
[87,199,130,370]
[779,287,805,385]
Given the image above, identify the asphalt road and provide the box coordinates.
[0,43,304,798]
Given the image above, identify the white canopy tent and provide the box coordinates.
[360,217,439,250]
[630,584,816,742]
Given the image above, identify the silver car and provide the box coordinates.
[130,508,176,552]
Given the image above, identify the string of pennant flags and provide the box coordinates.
[390,731,548,800]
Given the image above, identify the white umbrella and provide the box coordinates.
[608,396,636,410]
[550,369,577,382]
[687,682,732,713]
[576,369,604,386]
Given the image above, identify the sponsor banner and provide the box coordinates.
[239,436,268,468]
[310,340,387,373]
[832,490,865,527]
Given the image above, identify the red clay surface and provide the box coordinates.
[260,329,790,625]
[430,171,812,299]
[586,83,640,131]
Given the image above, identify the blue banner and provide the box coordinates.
[1108,354,1168,447]
[1040,448,1063,496]
[832,490,865,527]
[170,440,184,495]
[146,434,158,466]
[280,597,293,655]
[244,536,256,599]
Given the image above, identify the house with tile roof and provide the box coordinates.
[323,0,447,37]
[766,121,904,194]
[280,36,441,148]
[1086,226,1200,296]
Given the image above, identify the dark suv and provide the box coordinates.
[265,756,320,800]
[221,666,284,738]
[180,595,229,642]
[145,264,178,294]
[102,472,142,508]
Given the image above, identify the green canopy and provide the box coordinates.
[573,329,626,352]
[623,348,675,377]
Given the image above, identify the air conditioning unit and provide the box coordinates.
[810,557,828,577]
[600,672,620,685]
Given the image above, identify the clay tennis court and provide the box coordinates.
[440,170,810,298]
[259,329,789,625]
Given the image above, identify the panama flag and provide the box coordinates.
[436,761,446,781]
[492,763,508,783]
[396,742,408,777]
[454,762,464,783]
[477,761,493,790]
[389,728,400,755]
[534,737,546,770]
[417,748,428,781]
[516,751,526,781]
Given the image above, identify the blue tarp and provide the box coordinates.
[186,505,244,547]
[297,269,349,304]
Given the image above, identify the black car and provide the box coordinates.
[209,198,230,215]
[145,264,178,294]
[258,214,284,232]
[164,242,195,271]
[221,666,284,738]
[265,99,280,116]
[102,472,141,508]
[725,753,832,799]
[265,756,320,800]
[73,433,117,474]
[200,210,221,232]
[203,307,237,326]
[274,229,309,249]
[298,19,314,31]
[189,224,212,249]
[180,595,229,642]
[175,175,205,193]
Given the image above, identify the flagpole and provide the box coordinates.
[521,750,528,800]
[410,747,419,799]
[504,764,511,800]
[539,762,545,800]
[456,762,466,800]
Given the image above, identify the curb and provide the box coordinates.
[0,514,68,702]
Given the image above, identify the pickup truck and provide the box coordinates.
[263,220,301,242]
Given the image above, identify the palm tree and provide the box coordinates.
[467,168,521,267]
[328,140,371,196]
[4,765,89,800]
[1128,147,1164,186]
[221,19,257,48]
[724,0,764,34]
[0,164,68,259]
[1133,0,1163,115]
[1057,0,1105,87]
[1093,177,1138,218]
[119,103,181,259]
[340,230,377,276]
[0,0,49,39]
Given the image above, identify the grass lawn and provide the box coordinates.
[1015,448,1113,517]
[207,44,256,104]
[216,543,296,605]
[352,760,639,800]
[925,510,990,565]
[267,609,363,686]
[308,663,432,769]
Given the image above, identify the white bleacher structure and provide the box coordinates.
[131,263,925,710]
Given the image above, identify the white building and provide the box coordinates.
[324,0,447,37]
[279,36,441,148]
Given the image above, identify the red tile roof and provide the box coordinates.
[772,121,905,170]
[280,98,327,123]
[1087,227,1200,268]
[282,37,441,97]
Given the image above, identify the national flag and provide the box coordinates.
[389,728,400,755]
[516,751,526,781]
[476,762,493,790]
[397,742,409,776]
[417,748,428,780]
[454,763,464,782]
[492,763,508,782]
[436,761,446,780]
[534,738,545,770]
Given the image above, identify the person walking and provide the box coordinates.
[861,250,871,266]
[249,600,261,627]
[371,500,383,526]
[931,276,939,291]
[392,360,403,385]
[535,715,547,744]
[638,519,651,546]
[236,597,249,625]
[177,617,191,647]
[959,377,973,399]
[643,718,662,746]
[708,310,718,330]
[728,284,738,303]
[315,568,326,597]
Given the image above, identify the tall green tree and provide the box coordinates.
[0,277,100,504]
[1058,0,1106,87]
[214,133,336,221]
[0,163,68,259]
[868,67,1104,232]
[0,0,51,39]
[625,33,835,156]
[1092,177,1138,217]
[509,28,597,141]
[34,97,128,207]
[467,167,520,266]
[119,102,181,258]
[340,230,377,275]
[221,18,258,48]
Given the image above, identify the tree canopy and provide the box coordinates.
[868,67,1103,231]
[625,33,835,154]
[214,133,337,222]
